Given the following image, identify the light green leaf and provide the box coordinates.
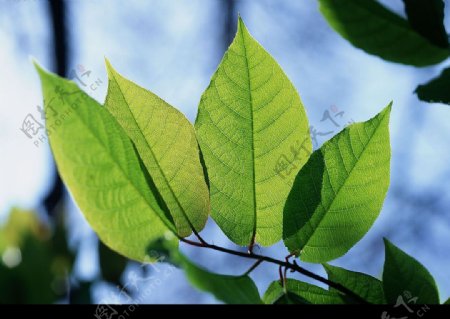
[383,239,440,304]
[318,0,450,66]
[415,67,450,105]
[324,264,386,304]
[105,61,210,237]
[263,279,343,304]
[195,17,311,246]
[0,208,42,253]
[34,63,176,262]
[283,104,392,263]
[148,239,262,304]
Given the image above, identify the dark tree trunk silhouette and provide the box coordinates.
[223,0,237,49]
[43,0,69,216]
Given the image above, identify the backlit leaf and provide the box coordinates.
[195,17,311,246]
[283,104,392,263]
[35,63,176,262]
[105,62,210,237]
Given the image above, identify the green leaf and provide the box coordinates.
[383,239,440,304]
[195,17,311,246]
[263,279,343,304]
[34,62,176,262]
[415,67,450,105]
[0,208,75,303]
[98,240,128,285]
[444,298,450,304]
[0,208,42,252]
[105,61,210,237]
[69,281,93,304]
[403,0,448,49]
[324,264,386,304]
[148,239,262,304]
[283,104,392,263]
[318,0,450,66]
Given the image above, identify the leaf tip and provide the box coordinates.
[378,102,393,123]
[383,237,393,250]
[104,57,116,77]
[384,101,393,113]
[237,15,248,34]
[322,263,333,274]
[32,59,50,80]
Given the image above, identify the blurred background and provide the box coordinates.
[0,0,449,304]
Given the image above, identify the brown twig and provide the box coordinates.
[179,237,369,304]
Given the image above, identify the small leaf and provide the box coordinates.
[324,264,386,304]
[105,61,210,237]
[263,279,343,304]
[318,0,450,66]
[383,239,440,304]
[444,298,450,304]
[415,67,450,105]
[34,62,176,262]
[403,0,448,49]
[283,104,392,263]
[195,17,311,246]
[98,240,128,286]
[148,239,262,304]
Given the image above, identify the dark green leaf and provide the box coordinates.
[263,279,343,304]
[0,209,73,303]
[69,281,93,304]
[98,240,128,286]
[324,264,386,304]
[383,239,440,304]
[318,0,449,66]
[148,238,262,304]
[416,67,450,105]
[403,0,448,48]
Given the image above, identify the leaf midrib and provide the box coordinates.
[108,73,198,234]
[239,24,258,246]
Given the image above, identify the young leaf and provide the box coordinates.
[403,0,448,49]
[318,0,450,66]
[34,63,176,262]
[105,61,209,237]
[324,264,386,304]
[148,239,262,304]
[415,67,450,105]
[195,17,311,247]
[283,104,392,263]
[383,239,440,304]
[263,279,343,304]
